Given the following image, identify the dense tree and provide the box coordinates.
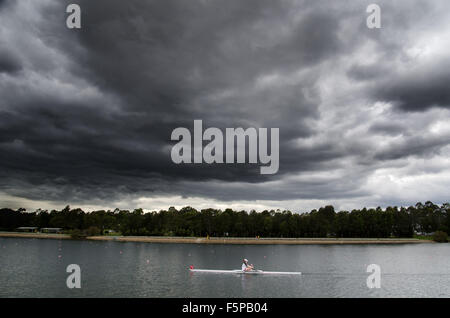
[1,202,449,238]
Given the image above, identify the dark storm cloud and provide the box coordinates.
[373,134,450,161]
[353,1,450,113]
[1,0,450,209]
[0,50,21,74]
[3,1,346,178]
[347,63,391,82]
[375,67,450,112]
[368,122,406,136]
[71,0,343,98]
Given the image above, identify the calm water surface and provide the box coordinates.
[1,237,449,297]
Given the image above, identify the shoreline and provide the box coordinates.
[0,232,434,244]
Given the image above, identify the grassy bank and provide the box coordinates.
[0,232,434,244]
[88,236,433,244]
[0,232,70,240]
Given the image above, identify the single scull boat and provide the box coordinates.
[189,268,301,275]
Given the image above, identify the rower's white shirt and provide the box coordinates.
[242,263,247,271]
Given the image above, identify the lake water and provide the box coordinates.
[1,237,449,298]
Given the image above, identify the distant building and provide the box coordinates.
[40,228,63,234]
[415,231,435,236]
[16,227,38,233]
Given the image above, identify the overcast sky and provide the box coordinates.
[1,0,449,212]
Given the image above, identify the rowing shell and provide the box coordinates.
[189,269,301,275]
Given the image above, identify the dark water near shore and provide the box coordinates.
[1,237,449,297]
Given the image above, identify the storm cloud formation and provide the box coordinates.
[0,0,449,211]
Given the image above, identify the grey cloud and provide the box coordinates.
[0,51,21,74]
[368,122,406,136]
[347,63,392,82]
[373,134,450,161]
[375,68,450,112]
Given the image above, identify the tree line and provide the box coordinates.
[0,201,449,238]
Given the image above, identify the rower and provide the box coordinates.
[242,258,254,272]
